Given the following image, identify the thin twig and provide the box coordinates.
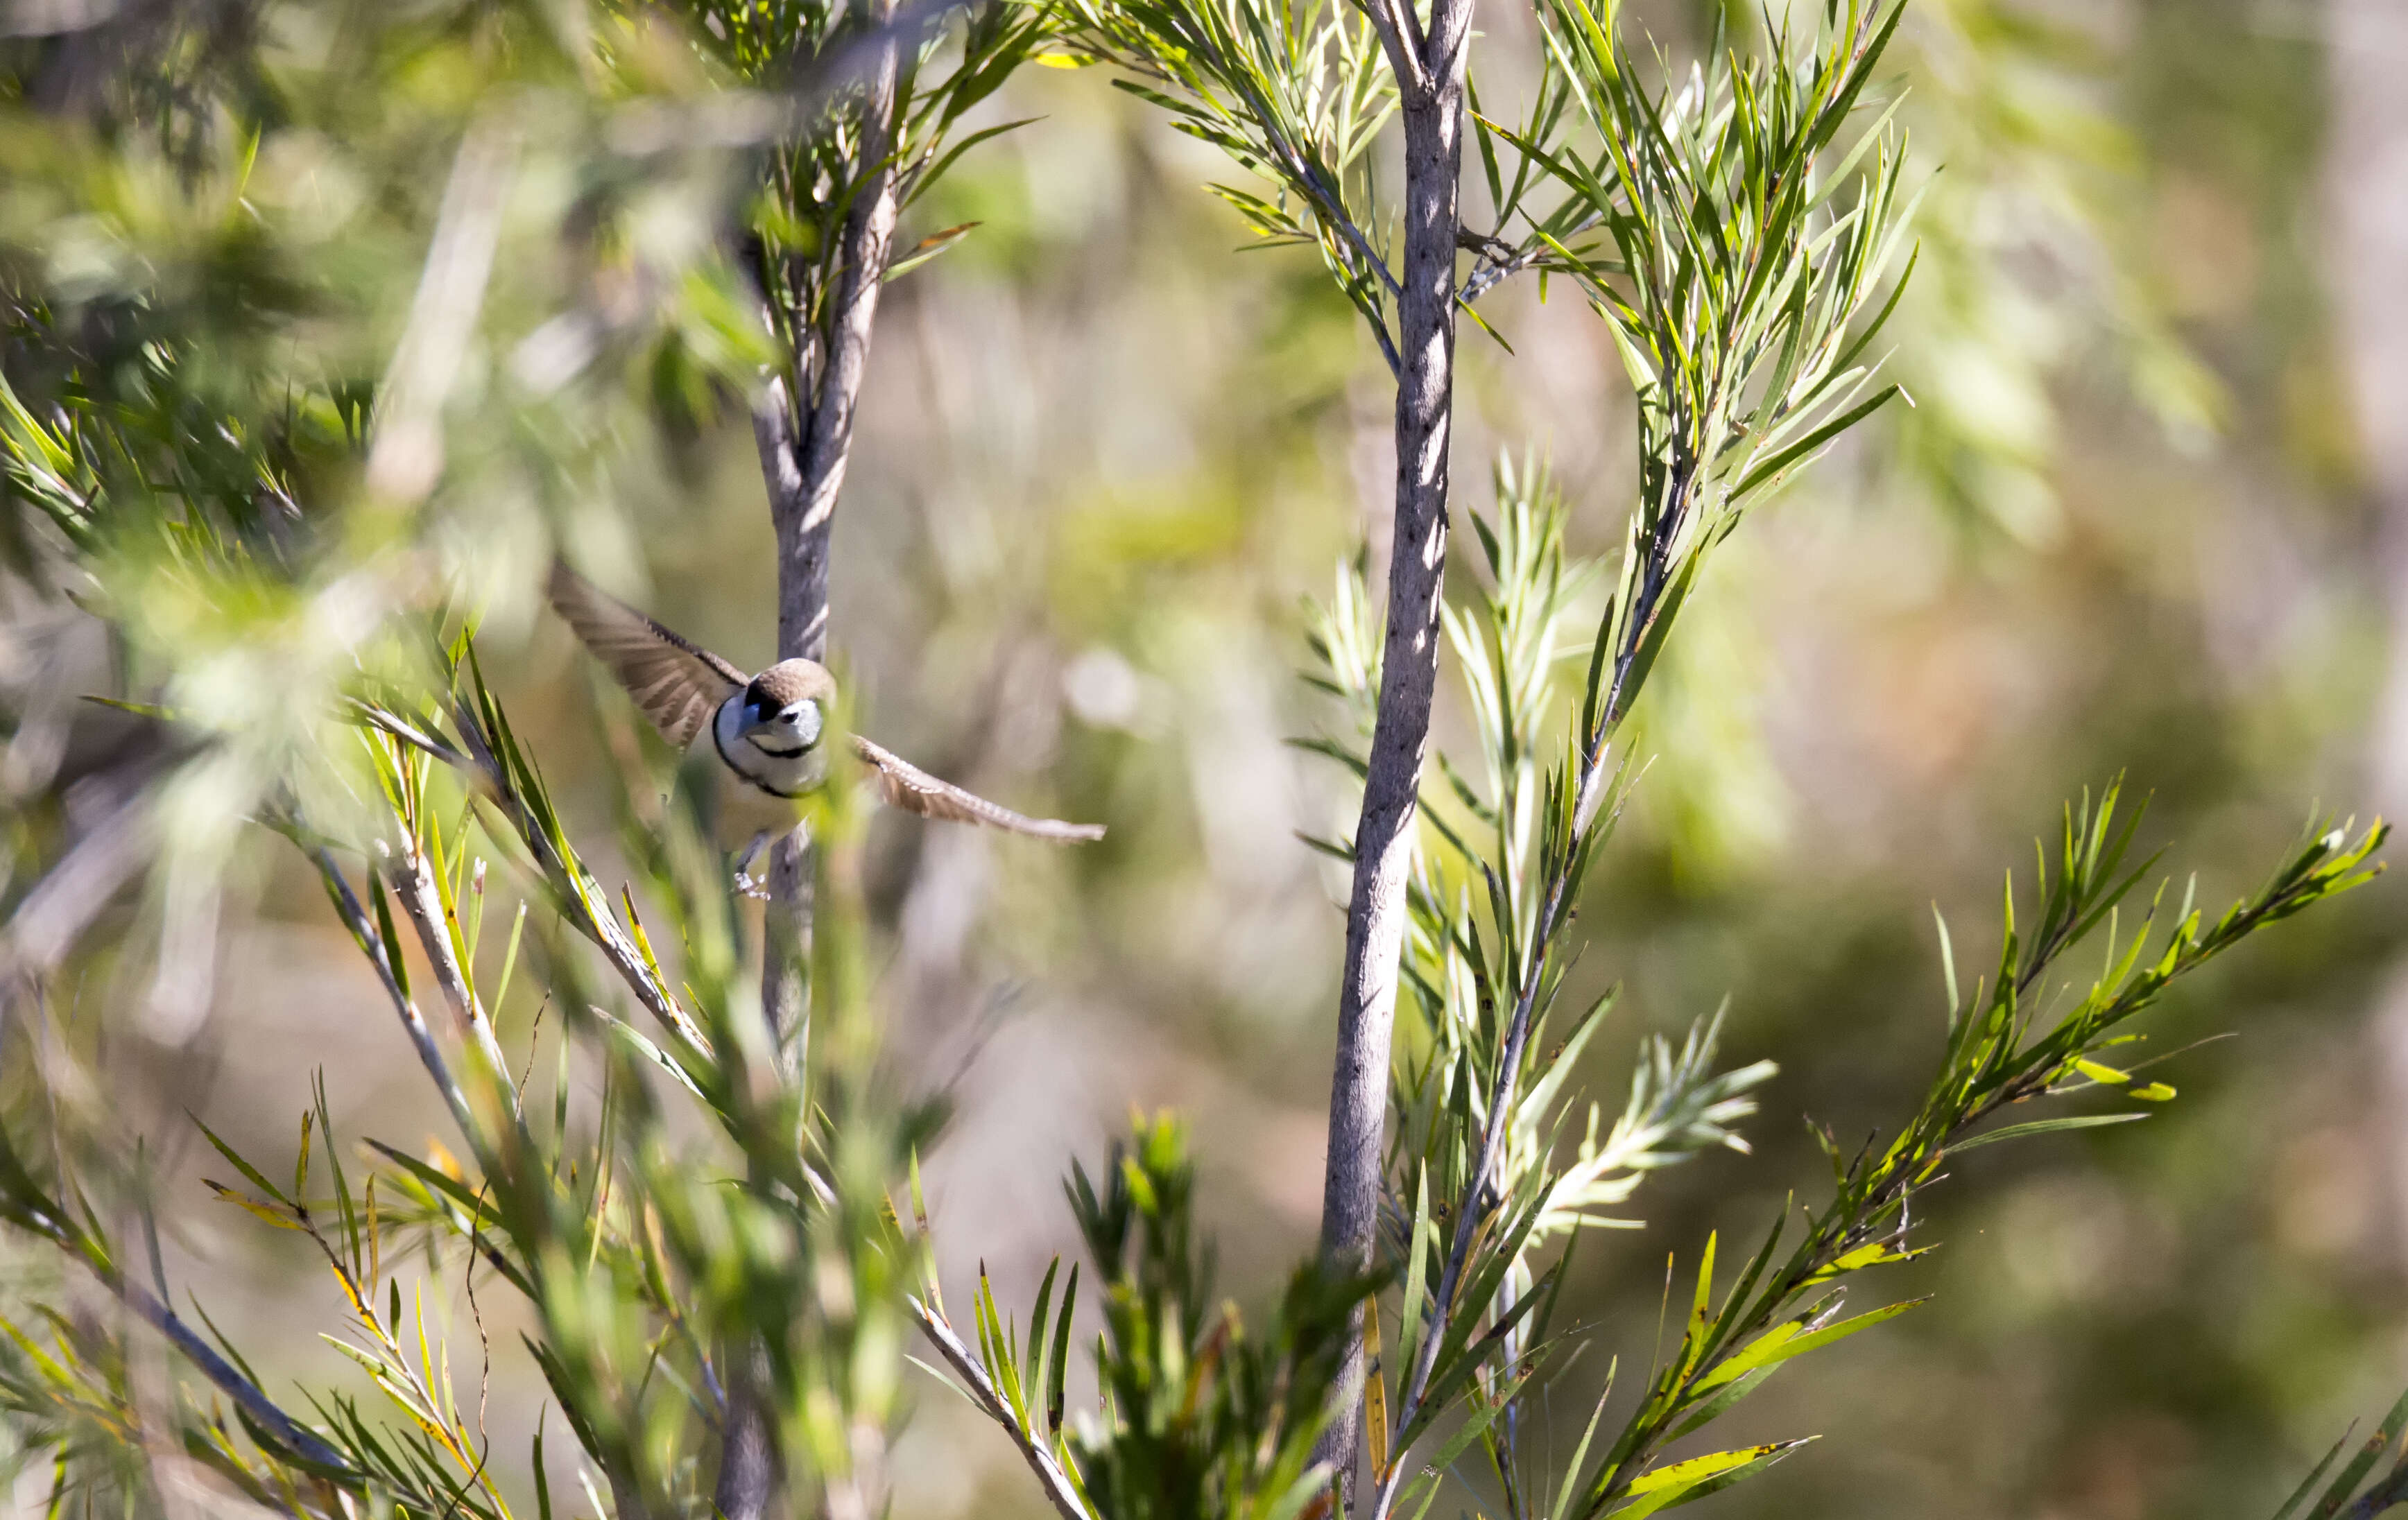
[906,1297,1090,1520]
[1349,0,1427,101]
[1456,214,1601,305]
[311,847,478,1143]
[441,696,707,1051]
[351,701,472,770]
[1372,867,1568,1520]
[384,841,522,1122]
[1375,459,1693,1517]
[116,1277,355,1475]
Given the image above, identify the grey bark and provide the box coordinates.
[718,15,904,1520]
[759,49,902,670]
[749,8,903,1059]
[748,381,820,1075]
[1314,0,1474,1500]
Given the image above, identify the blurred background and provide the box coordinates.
[7,0,2408,1517]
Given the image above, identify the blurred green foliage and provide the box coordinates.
[0,0,2399,1517]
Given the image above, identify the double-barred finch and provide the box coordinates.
[547,561,1106,852]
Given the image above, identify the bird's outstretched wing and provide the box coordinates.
[850,736,1106,843]
[548,560,746,748]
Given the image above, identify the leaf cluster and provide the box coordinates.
[1298,474,2386,1520]
[921,1115,1373,1520]
[1066,1116,1370,1519]
[1551,790,2384,1519]
[0,610,936,1520]
[330,637,929,1519]
[676,0,1048,393]
[1494,1,1918,747]
[1048,0,1400,366]
[1267,9,2386,1513]
[1300,460,1778,1520]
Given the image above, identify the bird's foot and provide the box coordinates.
[730,831,774,899]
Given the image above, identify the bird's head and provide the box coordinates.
[737,660,836,759]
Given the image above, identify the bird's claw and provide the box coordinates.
[734,870,771,901]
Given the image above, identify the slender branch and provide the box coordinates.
[1315,0,1473,1495]
[765,43,902,668]
[352,701,472,770]
[1455,214,1601,305]
[1361,297,1405,380]
[906,1297,1092,1520]
[723,15,909,1520]
[1373,872,1569,1519]
[442,697,707,1050]
[116,1276,357,1475]
[386,840,522,1121]
[1562,824,2387,1517]
[750,374,809,623]
[1349,0,1426,103]
[748,0,904,1065]
[1373,447,1701,1514]
[748,380,822,1082]
[1074,28,1402,361]
[311,847,479,1143]
[1287,148,1404,302]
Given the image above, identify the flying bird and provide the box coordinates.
[547,562,1104,881]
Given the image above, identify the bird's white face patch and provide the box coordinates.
[775,698,823,752]
[713,694,824,797]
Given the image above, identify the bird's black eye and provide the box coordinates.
[786,699,823,748]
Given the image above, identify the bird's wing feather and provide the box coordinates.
[549,560,746,748]
[850,736,1106,843]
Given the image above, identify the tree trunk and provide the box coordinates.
[1314,6,1472,1499]
[752,15,904,1059]
[716,15,903,1520]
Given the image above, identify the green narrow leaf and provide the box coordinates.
[1046,1264,1076,1435]
[1730,383,1902,500]
[1947,1112,2149,1154]
[533,1414,553,1520]
[1933,904,1960,1024]
[192,1119,291,1208]
[2273,1427,2357,1520]
[1689,1297,1924,1397]
[1617,1440,1807,1517]
[1026,1256,1061,1413]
